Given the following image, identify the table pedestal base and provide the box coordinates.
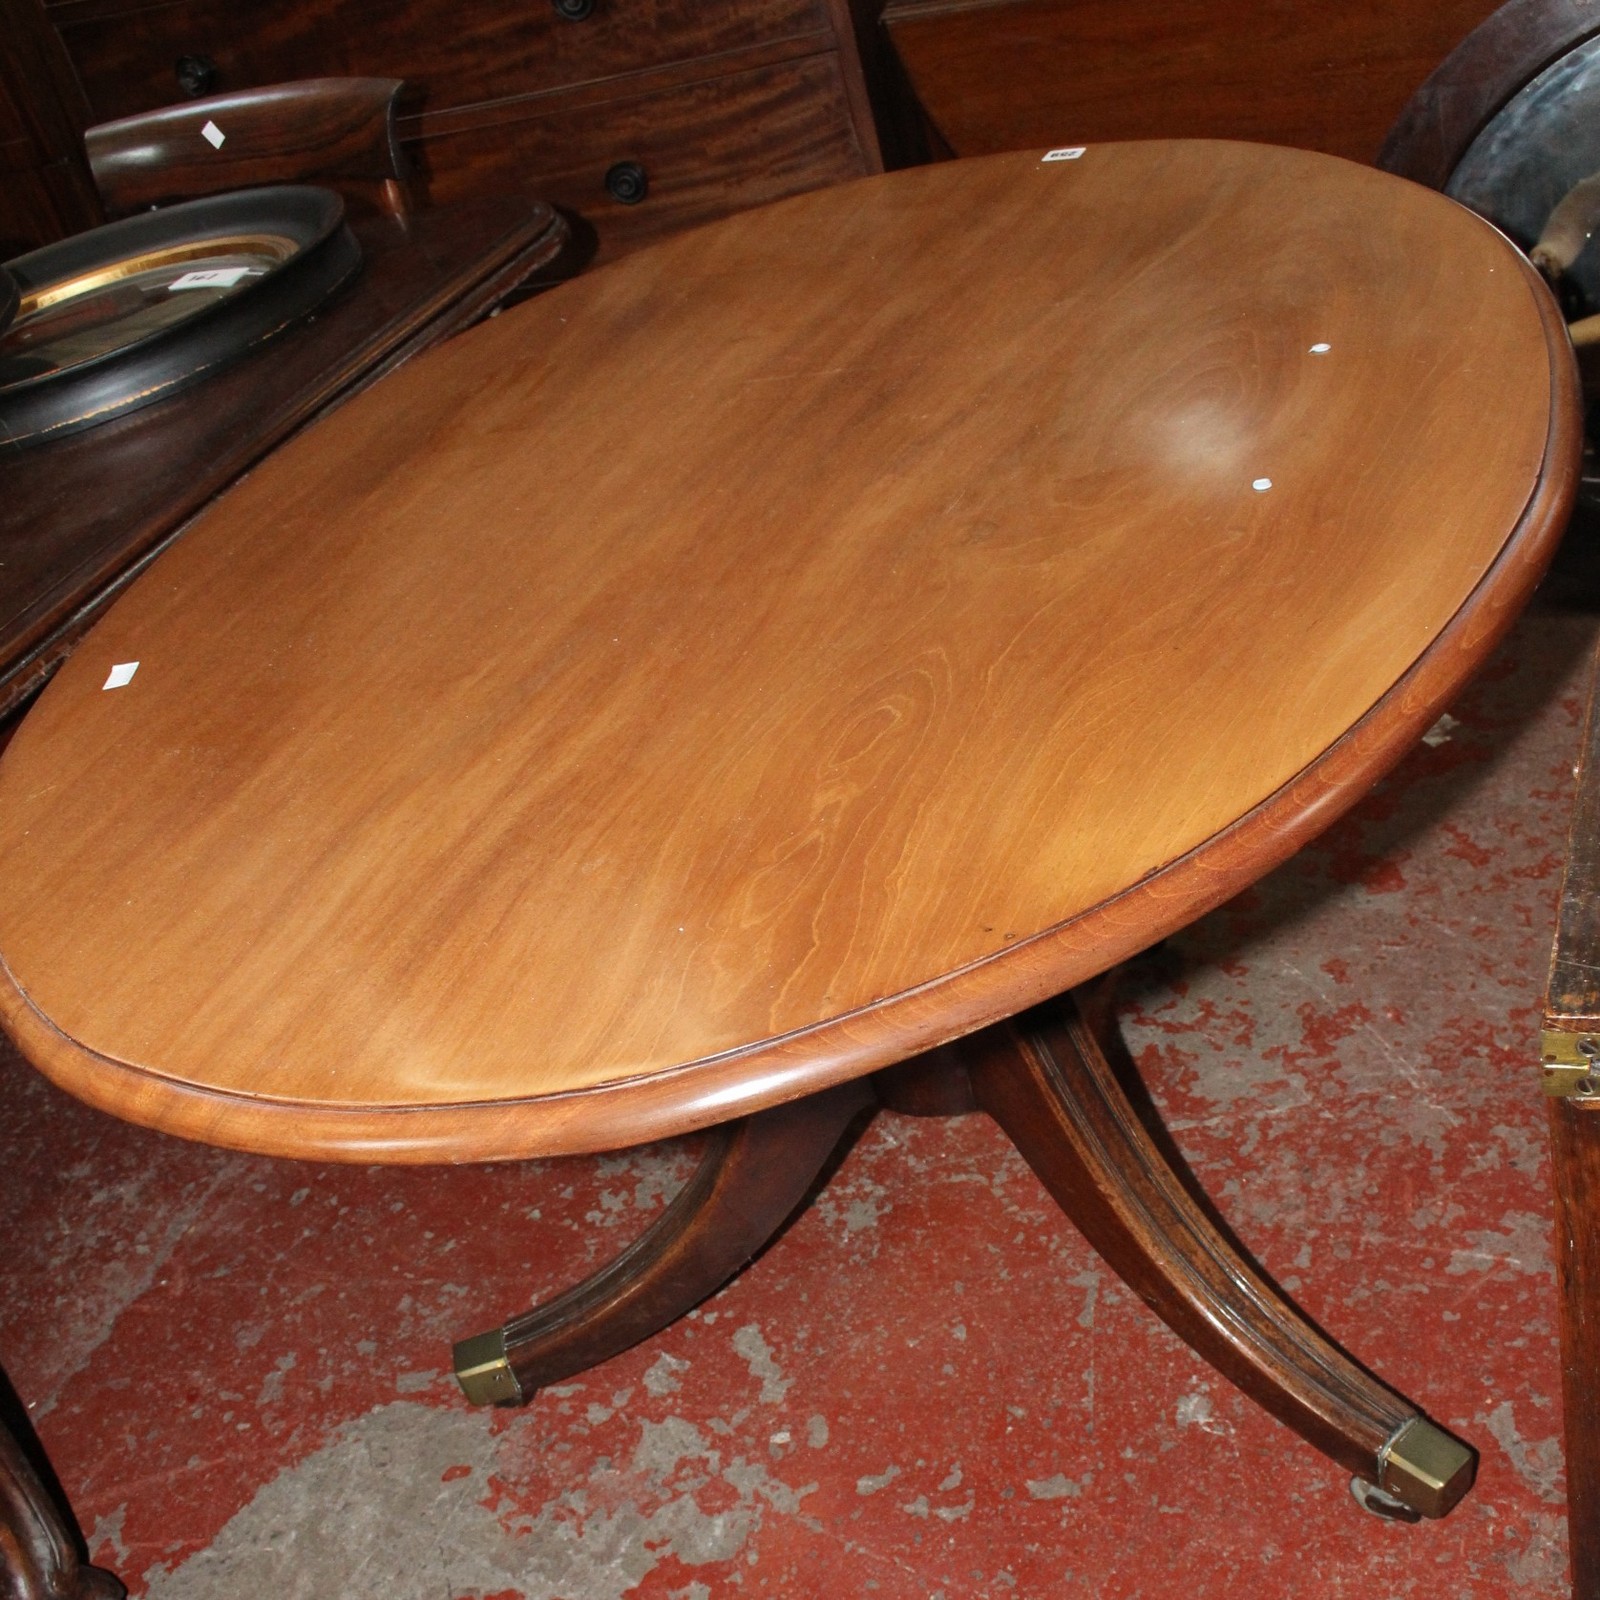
[454,988,1474,1522]
[0,1409,123,1600]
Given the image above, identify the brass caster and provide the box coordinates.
[1350,1477,1421,1523]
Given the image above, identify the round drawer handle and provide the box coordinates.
[605,161,649,205]
[175,53,217,98]
[551,0,595,18]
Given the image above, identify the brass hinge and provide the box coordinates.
[1539,1029,1600,1099]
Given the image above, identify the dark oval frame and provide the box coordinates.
[1379,0,1600,187]
[0,185,361,451]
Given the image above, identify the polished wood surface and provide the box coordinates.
[86,77,406,218]
[44,0,882,261]
[411,51,875,260]
[882,0,1505,165]
[1546,638,1600,1036]
[0,198,567,721]
[465,1080,872,1404]
[1549,1099,1600,1594]
[0,1361,121,1600]
[457,1000,1472,1519]
[968,994,1472,1517]
[0,143,1578,1161]
[0,1415,122,1600]
[51,0,831,125]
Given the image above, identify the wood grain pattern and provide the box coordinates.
[1546,638,1600,1032]
[480,1080,871,1401]
[49,0,831,126]
[86,77,406,218]
[1549,1098,1600,1595]
[410,54,873,260]
[43,0,879,259]
[969,993,1474,1515]
[0,199,569,720]
[0,143,1578,1162]
[881,0,1507,165]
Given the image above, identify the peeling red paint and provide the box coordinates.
[1294,1000,1374,1057]
[1442,825,1495,869]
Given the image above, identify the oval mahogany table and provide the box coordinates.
[0,142,1579,1532]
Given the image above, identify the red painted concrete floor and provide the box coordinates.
[4,570,1598,1598]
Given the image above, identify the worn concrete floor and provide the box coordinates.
[3,570,1596,1598]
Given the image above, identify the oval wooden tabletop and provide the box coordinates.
[0,142,1578,1162]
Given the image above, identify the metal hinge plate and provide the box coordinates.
[1539,1029,1600,1099]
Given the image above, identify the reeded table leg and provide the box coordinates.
[1548,1098,1600,1596]
[1,1418,123,1600]
[454,1079,872,1405]
[452,989,1473,1523]
[964,990,1474,1520]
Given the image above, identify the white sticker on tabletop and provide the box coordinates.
[1043,147,1086,162]
[201,120,225,148]
[169,267,254,291]
[102,662,139,690]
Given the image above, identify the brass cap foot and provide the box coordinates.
[1377,1417,1477,1519]
[452,1328,522,1406]
[1350,1477,1421,1522]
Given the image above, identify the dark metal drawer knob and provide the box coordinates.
[175,54,217,97]
[604,161,648,205]
[551,0,595,18]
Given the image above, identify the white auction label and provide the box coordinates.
[169,267,253,291]
[1042,147,1086,162]
[102,662,139,690]
[201,119,225,148]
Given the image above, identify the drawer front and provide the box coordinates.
[412,54,870,258]
[52,0,831,123]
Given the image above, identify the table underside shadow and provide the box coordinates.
[452,984,1475,1523]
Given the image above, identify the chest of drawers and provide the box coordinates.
[47,0,887,256]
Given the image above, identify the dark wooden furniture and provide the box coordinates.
[1546,688,1600,1600]
[86,76,411,220]
[1379,0,1600,189]
[1,4,419,247]
[0,0,100,255]
[1379,7,1600,1588]
[0,1402,119,1600]
[35,0,891,262]
[0,144,1579,1532]
[881,0,1508,164]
